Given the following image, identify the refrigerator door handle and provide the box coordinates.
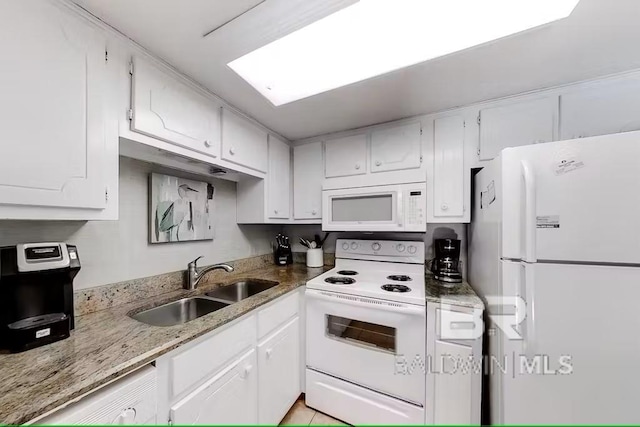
[521,262,536,356]
[521,160,537,262]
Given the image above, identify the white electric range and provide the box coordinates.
[305,239,427,425]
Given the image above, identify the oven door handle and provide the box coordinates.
[306,289,425,316]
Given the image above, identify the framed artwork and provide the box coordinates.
[149,173,214,243]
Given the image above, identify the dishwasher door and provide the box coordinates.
[35,365,157,424]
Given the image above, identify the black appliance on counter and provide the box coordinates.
[0,243,80,352]
[431,238,463,284]
[273,234,293,266]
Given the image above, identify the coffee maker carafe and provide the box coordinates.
[431,238,463,284]
[0,243,80,352]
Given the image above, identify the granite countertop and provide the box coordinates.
[425,274,485,310]
[0,263,328,425]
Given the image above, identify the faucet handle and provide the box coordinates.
[189,256,203,268]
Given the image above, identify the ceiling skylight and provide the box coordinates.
[228,0,580,106]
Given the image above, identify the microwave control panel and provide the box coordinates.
[404,187,426,231]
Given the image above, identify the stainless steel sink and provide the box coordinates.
[131,297,229,327]
[205,279,279,303]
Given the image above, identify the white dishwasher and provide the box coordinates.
[37,365,157,425]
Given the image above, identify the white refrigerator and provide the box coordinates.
[469,131,640,424]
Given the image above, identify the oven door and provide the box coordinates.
[322,185,402,231]
[306,289,426,405]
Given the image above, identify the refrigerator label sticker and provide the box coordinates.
[537,215,560,228]
[554,158,584,176]
[480,180,496,209]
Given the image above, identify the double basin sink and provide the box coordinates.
[131,279,279,327]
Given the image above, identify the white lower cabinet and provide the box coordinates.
[170,350,258,425]
[258,317,301,424]
[156,290,302,425]
[426,302,483,425]
[433,340,474,425]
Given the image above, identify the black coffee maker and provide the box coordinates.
[0,243,80,352]
[431,238,463,284]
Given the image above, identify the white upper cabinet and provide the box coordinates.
[560,77,640,140]
[324,134,368,178]
[0,0,115,218]
[370,122,422,172]
[478,96,558,160]
[267,135,291,219]
[221,108,268,173]
[131,57,220,158]
[293,142,323,220]
[431,115,467,221]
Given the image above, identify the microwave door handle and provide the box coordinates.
[397,191,404,228]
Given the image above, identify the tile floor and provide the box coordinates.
[280,397,348,425]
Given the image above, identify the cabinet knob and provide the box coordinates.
[266,348,273,359]
[229,147,235,155]
[240,364,253,379]
[355,163,361,170]
[375,160,382,166]
[274,210,278,214]
[441,204,449,211]
[204,140,212,148]
[311,210,317,215]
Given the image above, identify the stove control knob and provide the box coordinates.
[407,245,417,254]
[351,242,358,250]
[372,242,381,251]
[342,242,350,250]
[396,244,406,252]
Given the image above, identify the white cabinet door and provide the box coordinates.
[324,134,367,178]
[131,58,220,158]
[258,317,301,424]
[433,340,473,425]
[370,122,422,172]
[0,0,108,210]
[221,108,268,173]
[268,135,291,219]
[560,77,640,140]
[432,115,465,219]
[479,96,557,160]
[170,349,258,425]
[293,142,323,220]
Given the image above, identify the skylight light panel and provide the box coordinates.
[228,0,580,106]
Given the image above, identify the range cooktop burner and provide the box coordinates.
[381,284,412,293]
[337,270,358,276]
[387,275,412,282]
[324,277,356,285]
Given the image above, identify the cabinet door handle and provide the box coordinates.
[274,210,278,215]
[311,210,317,215]
[266,348,273,359]
[229,147,236,155]
[204,140,212,148]
[355,163,361,170]
[441,203,449,211]
[375,160,382,166]
[240,364,253,379]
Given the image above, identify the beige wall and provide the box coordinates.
[0,158,279,289]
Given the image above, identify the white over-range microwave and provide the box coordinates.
[322,183,426,232]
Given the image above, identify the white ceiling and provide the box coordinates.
[75,0,640,141]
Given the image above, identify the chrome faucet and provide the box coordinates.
[186,256,234,290]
